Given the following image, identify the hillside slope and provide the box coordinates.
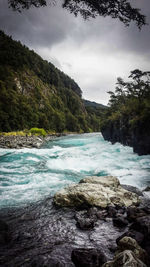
[0,31,104,133]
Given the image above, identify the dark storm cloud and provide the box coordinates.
[1,0,150,56]
[0,0,75,48]
[67,3,150,59]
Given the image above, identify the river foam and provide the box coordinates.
[0,133,150,207]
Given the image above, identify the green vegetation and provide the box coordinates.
[0,31,105,133]
[84,100,108,132]
[1,131,28,136]
[29,128,47,136]
[101,69,150,133]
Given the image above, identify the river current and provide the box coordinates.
[0,133,150,208]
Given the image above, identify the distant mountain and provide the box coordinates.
[0,30,105,133]
[83,99,108,109]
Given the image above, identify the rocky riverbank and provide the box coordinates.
[0,133,66,149]
[0,176,150,266]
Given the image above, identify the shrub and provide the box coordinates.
[29,128,47,136]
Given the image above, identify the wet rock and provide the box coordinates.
[139,197,150,214]
[79,176,120,187]
[0,196,128,266]
[116,236,147,264]
[75,210,97,230]
[102,250,147,267]
[0,135,44,149]
[54,176,140,208]
[116,231,144,246]
[121,184,143,196]
[75,207,108,230]
[102,236,148,267]
[127,206,147,222]
[130,215,150,236]
[128,216,150,264]
[71,248,107,267]
[107,206,117,217]
[113,216,128,228]
[143,186,150,192]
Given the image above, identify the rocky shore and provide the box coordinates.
[0,176,150,266]
[0,133,66,149]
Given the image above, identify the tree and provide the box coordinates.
[8,0,146,29]
[108,69,150,108]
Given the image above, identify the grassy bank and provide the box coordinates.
[0,128,82,137]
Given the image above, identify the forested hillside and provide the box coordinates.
[101,70,150,155]
[0,31,104,133]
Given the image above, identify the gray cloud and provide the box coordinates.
[0,0,75,48]
[0,0,150,105]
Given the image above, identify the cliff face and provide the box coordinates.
[101,117,150,155]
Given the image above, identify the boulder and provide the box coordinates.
[143,186,150,192]
[79,176,120,187]
[127,206,147,222]
[116,236,147,263]
[75,209,97,230]
[116,231,144,246]
[102,237,147,267]
[102,250,147,267]
[130,215,150,236]
[71,248,107,267]
[121,184,143,196]
[54,176,140,208]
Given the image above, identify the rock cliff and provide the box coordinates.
[101,117,150,155]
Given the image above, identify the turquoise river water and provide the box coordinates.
[0,133,150,208]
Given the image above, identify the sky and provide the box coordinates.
[0,0,150,105]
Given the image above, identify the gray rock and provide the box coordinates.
[102,250,147,267]
[0,135,44,149]
[102,237,148,267]
[143,186,150,192]
[121,184,143,196]
[116,236,147,264]
[54,176,140,208]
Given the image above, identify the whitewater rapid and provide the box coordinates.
[0,133,150,207]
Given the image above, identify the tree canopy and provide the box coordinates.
[8,0,146,29]
[108,69,150,108]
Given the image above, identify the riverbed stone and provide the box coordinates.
[116,231,145,246]
[102,250,147,267]
[54,176,140,208]
[102,236,147,267]
[113,216,128,228]
[116,236,147,263]
[75,210,97,230]
[71,248,107,267]
[130,215,150,236]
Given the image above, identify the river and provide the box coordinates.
[0,133,150,208]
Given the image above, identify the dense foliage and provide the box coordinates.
[8,0,146,29]
[0,31,104,133]
[101,69,150,136]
